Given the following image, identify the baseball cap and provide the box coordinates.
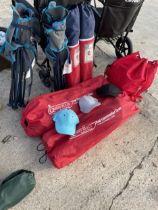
[96,83,122,98]
[79,95,101,113]
[53,108,79,135]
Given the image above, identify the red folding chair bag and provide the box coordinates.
[106,52,158,100]
[21,76,106,137]
[42,93,139,169]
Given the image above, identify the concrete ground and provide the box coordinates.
[0,1,158,210]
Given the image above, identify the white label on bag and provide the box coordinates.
[63,59,72,75]
[25,59,35,79]
[48,99,79,115]
[26,69,31,79]
[84,43,94,63]
[74,47,80,67]
[70,107,122,139]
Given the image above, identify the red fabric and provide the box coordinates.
[42,93,139,169]
[21,52,157,169]
[106,52,158,100]
[21,76,106,137]
[80,37,94,82]
[66,43,80,87]
[133,60,158,99]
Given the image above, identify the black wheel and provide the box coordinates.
[115,36,133,58]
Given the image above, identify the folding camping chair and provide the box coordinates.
[5,0,41,109]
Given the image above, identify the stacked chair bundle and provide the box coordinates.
[21,75,139,168]
[0,0,95,109]
[21,52,158,169]
[35,0,95,90]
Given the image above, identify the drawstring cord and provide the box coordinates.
[36,143,48,164]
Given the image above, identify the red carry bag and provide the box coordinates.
[65,6,81,87]
[106,52,158,100]
[79,3,95,82]
[21,76,106,137]
[80,37,94,82]
[42,93,139,169]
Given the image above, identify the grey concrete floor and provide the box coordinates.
[0,1,158,210]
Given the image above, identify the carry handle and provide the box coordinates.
[37,143,45,152]
[39,152,48,164]
[37,143,48,164]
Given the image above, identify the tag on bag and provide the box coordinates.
[63,59,72,75]
[26,59,36,79]
[74,47,80,67]
[84,43,94,63]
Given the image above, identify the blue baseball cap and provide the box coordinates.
[53,109,79,136]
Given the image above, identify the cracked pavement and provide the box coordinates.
[0,0,158,210]
[108,136,158,210]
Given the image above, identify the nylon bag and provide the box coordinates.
[79,3,95,81]
[42,92,139,168]
[106,52,158,101]
[0,170,35,210]
[65,5,80,87]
